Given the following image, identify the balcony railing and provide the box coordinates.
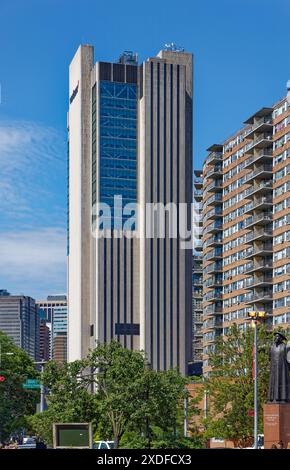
[203,192,222,209]
[246,133,273,152]
[244,213,272,228]
[206,152,223,164]
[203,221,223,235]
[245,261,273,272]
[246,180,272,197]
[205,180,223,193]
[246,227,272,241]
[246,117,272,137]
[246,164,273,182]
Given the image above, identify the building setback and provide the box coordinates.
[0,291,40,361]
[68,45,193,374]
[202,89,290,374]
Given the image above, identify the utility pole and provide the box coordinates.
[248,310,266,449]
[183,396,188,438]
[34,360,47,413]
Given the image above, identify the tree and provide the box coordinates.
[203,323,272,447]
[27,358,99,446]
[29,342,190,448]
[86,342,189,448]
[0,331,39,442]
[85,341,148,448]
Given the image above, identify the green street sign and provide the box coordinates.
[22,383,41,389]
[22,379,41,389]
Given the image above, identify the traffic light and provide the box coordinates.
[0,375,6,382]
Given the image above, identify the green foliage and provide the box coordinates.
[28,358,99,445]
[119,427,204,449]
[28,342,190,448]
[0,331,39,441]
[204,323,271,447]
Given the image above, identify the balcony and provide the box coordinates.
[204,290,222,302]
[206,151,223,164]
[204,276,223,288]
[193,302,203,310]
[246,275,272,288]
[193,276,203,286]
[204,248,222,261]
[205,262,223,274]
[244,213,272,228]
[204,235,223,248]
[244,196,272,214]
[247,228,272,242]
[204,207,222,221]
[194,189,203,200]
[206,165,222,179]
[245,117,273,139]
[203,220,223,235]
[246,243,272,258]
[203,192,222,209]
[194,177,203,187]
[245,260,273,274]
[247,291,273,303]
[244,150,272,168]
[203,318,223,330]
[246,164,272,182]
[205,180,223,193]
[246,133,273,152]
[204,305,222,316]
[247,180,272,197]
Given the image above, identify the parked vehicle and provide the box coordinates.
[93,441,115,449]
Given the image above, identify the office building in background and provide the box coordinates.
[202,88,290,374]
[39,309,50,361]
[53,304,68,363]
[0,291,40,361]
[68,45,193,374]
[36,295,67,359]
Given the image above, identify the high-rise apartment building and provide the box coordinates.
[191,170,203,375]
[0,291,40,361]
[202,88,290,374]
[68,45,193,374]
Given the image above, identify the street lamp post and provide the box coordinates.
[34,360,47,413]
[248,310,266,449]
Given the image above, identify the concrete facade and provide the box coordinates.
[68,46,193,374]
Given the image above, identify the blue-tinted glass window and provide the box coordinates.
[99,81,137,230]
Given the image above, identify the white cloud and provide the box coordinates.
[0,228,67,299]
[0,120,66,224]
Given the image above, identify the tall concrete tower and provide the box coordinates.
[68,45,193,374]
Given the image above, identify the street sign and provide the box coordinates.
[22,379,40,390]
[0,375,5,382]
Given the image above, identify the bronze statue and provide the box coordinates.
[268,332,290,403]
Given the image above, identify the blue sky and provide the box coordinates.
[0,0,290,298]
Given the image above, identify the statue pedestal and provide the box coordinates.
[263,403,290,448]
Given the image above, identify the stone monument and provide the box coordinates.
[264,332,290,448]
